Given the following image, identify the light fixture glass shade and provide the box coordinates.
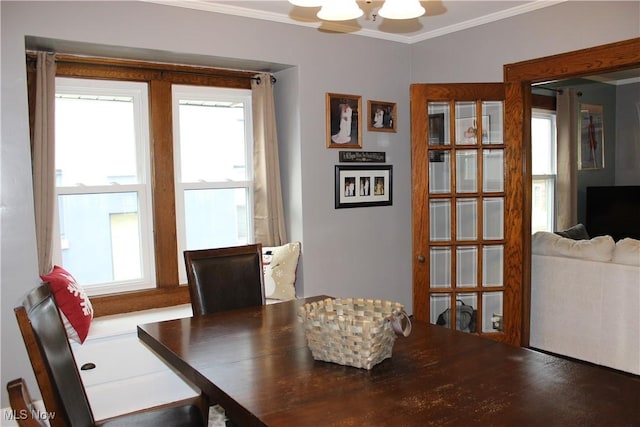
[288,0,323,7]
[378,0,425,19]
[317,0,363,21]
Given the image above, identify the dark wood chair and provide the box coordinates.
[13,284,208,427]
[184,244,265,316]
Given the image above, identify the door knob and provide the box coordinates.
[417,255,425,263]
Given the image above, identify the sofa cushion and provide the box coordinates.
[532,231,615,262]
[612,238,640,266]
[41,265,94,343]
[262,242,300,301]
[554,223,590,240]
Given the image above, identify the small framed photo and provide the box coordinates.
[335,165,392,209]
[326,93,362,149]
[367,100,397,132]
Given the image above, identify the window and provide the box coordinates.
[53,72,254,296]
[55,78,154,295]
[172,85,254,283]
[531,109,557,233]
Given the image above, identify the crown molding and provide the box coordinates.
[142,0,567,44]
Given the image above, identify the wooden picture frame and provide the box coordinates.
[326,93,362,149]
[335,165,392,208]
[578,103,605,170]
[367,100,397,132]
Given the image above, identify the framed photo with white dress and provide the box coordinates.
[326,93,362,149]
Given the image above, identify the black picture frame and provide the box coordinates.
[335,165,393,209]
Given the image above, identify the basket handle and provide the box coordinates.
[390,310,412,337]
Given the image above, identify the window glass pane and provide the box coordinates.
[430,199,451,241]
[430,247,451,288]
[55,78,153,295]
[532,177,556,233]
[59,192,144,285]
[532,112,556,175]
[56,84,142,186]
[183,188,249,249]
[456,198,477,240]
[176,99,247,183]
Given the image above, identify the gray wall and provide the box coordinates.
[1,0,638,408]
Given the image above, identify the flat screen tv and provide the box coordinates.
[586,186,640,241]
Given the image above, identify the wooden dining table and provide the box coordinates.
[137,296,640,426]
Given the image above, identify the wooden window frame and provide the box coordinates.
[27,53,256,316]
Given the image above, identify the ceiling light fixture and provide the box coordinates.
[378,0,425,20]
[317,0,364,21]
[289,0,425,21]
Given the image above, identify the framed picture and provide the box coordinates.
[579,103,605,170]
[335,165,392,209]
[326,93,362,149]
[367,100,397,132]
[455,115,490,144]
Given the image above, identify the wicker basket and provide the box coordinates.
[298,298,411,370]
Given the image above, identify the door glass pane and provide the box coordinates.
[429,150,450,193]
[457,293,478,333]
[456,150,477,193]
[430,199,451,241]
[428,102,450,146]
[183,188,249,249]
[456,246,477,288]
[483,197,504,239]
[482,101,503,145]
[483,245,503,286]
[483,149,504,192]
[455,102,477,144]
[482,292,503,333]
[430,247,451,288]
[456,198,477,240]
[430,294,450,326]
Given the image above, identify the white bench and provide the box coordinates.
[70,304,200,420]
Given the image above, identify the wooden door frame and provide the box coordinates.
[503,37,640,346]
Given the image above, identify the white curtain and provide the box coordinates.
[251,73,287,246]
[555,88,578,230]
[32,52,57,275]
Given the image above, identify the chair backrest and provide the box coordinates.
[15,284,95,427]
[184,244,265,316]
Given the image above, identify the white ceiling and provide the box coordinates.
[145,0,567,44]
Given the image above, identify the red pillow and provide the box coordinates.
[40,265,93,343]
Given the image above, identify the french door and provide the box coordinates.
[410,83,524,345]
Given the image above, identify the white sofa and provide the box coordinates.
[530,232,640,375]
